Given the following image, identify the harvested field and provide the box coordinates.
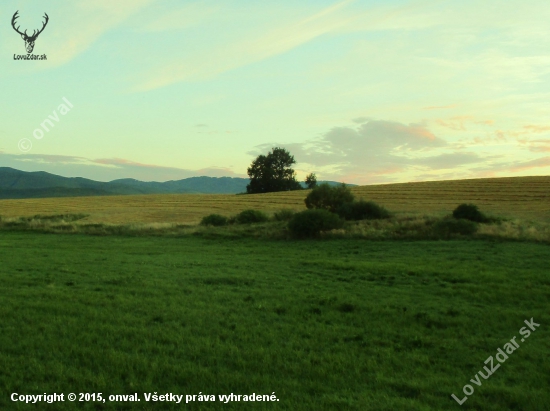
[0,176,548,224]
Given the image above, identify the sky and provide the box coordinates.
[0,0,549,184]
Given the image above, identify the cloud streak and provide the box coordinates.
[132,0,358,91]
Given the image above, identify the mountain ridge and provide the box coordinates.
[0,167,354,199]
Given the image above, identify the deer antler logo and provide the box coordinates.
[11,11,49,54]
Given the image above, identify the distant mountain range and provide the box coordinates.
[0,167,354,199]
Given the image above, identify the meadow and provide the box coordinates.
[0,232,549,410]
[0,175,549,410]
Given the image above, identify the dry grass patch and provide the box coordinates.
[0,175,548,225]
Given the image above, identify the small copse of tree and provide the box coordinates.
[288,209,344,238]
[336,200,391,221]
[452,203,488,223]
[305,183,390,221]
[304,183,355,213]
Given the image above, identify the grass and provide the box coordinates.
[1,212,549,243]
[0,175,549,409]
[0,232,549,410]
[0,175,548,225]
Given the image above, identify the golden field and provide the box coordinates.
[0,175,548,225]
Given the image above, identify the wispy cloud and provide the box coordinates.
[54,0,154,66]
[132,0,358,91]
[508,157,550,172]
[471,157,550,177]
[142,1,221,32]
[423,104,457,110]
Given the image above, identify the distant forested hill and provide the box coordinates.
[0,167,353,199]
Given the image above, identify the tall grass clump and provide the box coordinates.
[433,216,478,238]
[235,209,270,224]
[288,209,344,238]
[19,214,89,223]
[273,209,296,222]
[200,214,228,227]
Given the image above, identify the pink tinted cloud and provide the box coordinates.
[522,125,550,133]
[92,158,161,168]
[435,116,472,131]
[474,120,495,126]
[396,124,437,141]
[9,153,88,164]
[91,158,246,178]
[422,104,457,110]
[508,157,550,172]
[436,116,494,131]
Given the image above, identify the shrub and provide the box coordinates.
[337,200,391,221]
[288,209,344,238]
[452,203,487,223]
[433,217,478,237]
[235,209,270,224]
[273,209,296,221]
[304,183,355,213]
[200,214,228,227]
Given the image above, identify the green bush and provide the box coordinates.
[304,183,355,213]
[288,209,344,238]
[200,214,228,227]
[337,200,391,221]
[273,209,296,222]
[452,203,487,223]
[235,209,270,224]
[433,217,478,237]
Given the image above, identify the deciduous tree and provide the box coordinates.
[246,147,302,193]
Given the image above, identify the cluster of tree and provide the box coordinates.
[246,147,317,194]
[245,147,392,237]
[288,183,392,238]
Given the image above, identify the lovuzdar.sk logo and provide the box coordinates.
[11,10,49,60]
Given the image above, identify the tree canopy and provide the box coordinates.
[246,147,302,194]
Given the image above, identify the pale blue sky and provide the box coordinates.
[1,0,549,184]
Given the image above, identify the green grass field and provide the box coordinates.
[1,231,548,410]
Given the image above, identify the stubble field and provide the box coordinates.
[0,176,548,224]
